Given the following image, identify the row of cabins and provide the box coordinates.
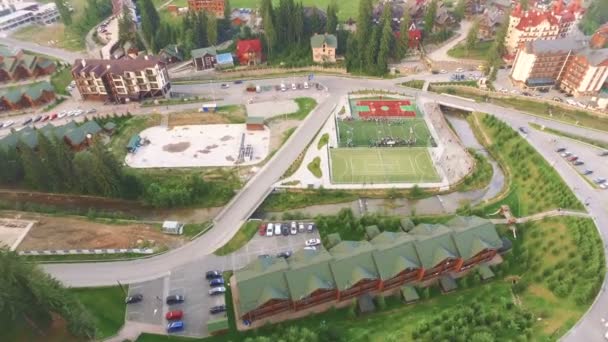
[0,47,56,83]
[233,216,509,323]
[0,81,55,112]
[0,120,114,151]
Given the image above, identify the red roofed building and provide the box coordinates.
[408,23,422,49]
[591,23,608,49]
[236,39,263,66]
[504,0,584,62]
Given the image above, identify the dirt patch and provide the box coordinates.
[12,214,184,251]
[268,119,300,151]
[163,141,191,152]
[167,107,246,127]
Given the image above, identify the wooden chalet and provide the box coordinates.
[410,224,462,281]
[370,231,423,292]
[329,240,380,302]
[447,216,503,271]
[284,249,337,311]
[0,81,55,112]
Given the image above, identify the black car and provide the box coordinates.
[583,169,593,175]
[234,80,243,84]
[206,270,222,279]
[22,118,33,125]
[573,160,584,166]
[210,305,226,314]
[125,293,143,304]
[166,295,185,305]
[276,251,292,259]
[518,127,528,134]
[600,151,608,156]
[555,147,566,153]
[210,278,225,286]
[32,115,42,122]
[281,225,289,236]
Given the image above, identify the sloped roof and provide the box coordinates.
[72,56,164,77]
[80,120,102,135]
[410,223,459,269]
[65,127,86,145]
[236,39,262,55]
[104,122,117,130]
[161,44,184,60]
[310,34,337,49]
[329,240,378,291]
[246,116,264,125]
[235,257,290,315]
[446,216,502,260]
[370,231,420,280]
[285,249,335,300]
[216,53,234,64]
[191,46,217,59]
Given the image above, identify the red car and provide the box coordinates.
[165,310,183,320]
[50,113,58,120]
[258,223,266,236]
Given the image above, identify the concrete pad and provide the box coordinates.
[0,218,35,251]
[246,100,298,118]
[125,124,270,168]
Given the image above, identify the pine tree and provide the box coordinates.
[18,142,46,190]
[397,11,411,59]
[356,0,373,43]
[53,136,74,191]
[223,0,231,20]
[365,25,380,74]
[465,19,480,54]
[453,0,466,22]
[207,13,218,45]
[118,4,137,45]
[261,0,276,54]
[293,3,304,44]
[326,1,338,34]
[377,20,392,75]
[345,33,360,72]
[35,132,60,192]
[54,0,72,26]
[424,0,438,34]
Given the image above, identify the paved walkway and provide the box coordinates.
[489,209,590,225]
[104,321,164,342]
[426,20,473,62]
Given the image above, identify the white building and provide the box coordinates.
[0,0,24,11]
[0,2,59,31]
[504,0,584,60]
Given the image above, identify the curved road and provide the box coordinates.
[41,76,608,340]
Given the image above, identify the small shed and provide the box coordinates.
[207,317,229,336]
[127,134,141,153]
[103,122,117,134]
[478,265,495,281]
[216,53,234,69]
[365,225,380,240]
[246,116,265,131]
[357,293,376,315]
[162,221,184,235]
[400,285,419,304]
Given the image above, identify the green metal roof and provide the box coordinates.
[206,317,229,333]
[0,46,16,58]
[19,130,38,149]
[310,34,338,48]
[103,122,117,130]
[80,120,102,135]
[329,240,378,291]
[446,216,503,260]
[246,116,264,125]
[161,44,184,60]
[370,231,420,280]
[191,46,218,59]
[235,257,289,315]
[23,81,53,100]
[410,224,459,269]
[285,249,335,300]
[400,285,419,302]
[64,127,86,145]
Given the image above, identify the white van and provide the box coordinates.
[304,82,309,89]
[266,223,274,237]
[280,83,286,91]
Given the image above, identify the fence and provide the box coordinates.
[173,65,347,82]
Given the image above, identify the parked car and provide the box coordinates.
[281,225,289,236]
[567,155,578,162]
[221,83,229,89]
[32,115,42,122]
[22,118,33,125]
[2,120,13,128]
[298,222,305,233]
[165,310,183,320]
[600,183,608,190]
[274,223,282,235]
[87,108,97,114]
[290,222,297,235]
[209,286,226,295]
[167,321,184,333]
[305,238,321,247]
[291,83,296,90]
[561,151,571,157]
[266,223,274,237]
[50,113,58,120]
[41,115,49,122]
[518,127,528,134]
[555,147,566,153]
[206,270,222,279]
[276,250,292,258]
[125,294,143,304]
[58,111,67,119]
[552,96,563,102]
[234,80,243,84]
[583,169,593,175]
[166,295,185,305]
[307,224,314,233]
[209,278,225,286]
[304,82,309,89]
[573,160,584,166]
[210,305,226,314]
[259,223,266,236]
[599,151,608,156]
[593,178,606,184]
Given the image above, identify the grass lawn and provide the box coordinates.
[73,286,126,339]
[337,118,432,147]
[468,113,582,216]
[529,123,608,150]
[267,97,317,122]
[330,147,440,184]
[317,133,329,149]
[400,79,426,89]
[307,156,322,178]
[214,220,260,255]
[457,148,493,192]
[11,23,82,52]
[229,0,357,20]
[447,40,493,60]
[108,115,162,161]
[261,189,358,212]
[50,68,72,95]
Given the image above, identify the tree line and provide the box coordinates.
[55,0,113,36]
[0,117,234,208]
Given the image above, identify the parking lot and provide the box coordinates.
[124,224,319,337]
[552,140,608,192]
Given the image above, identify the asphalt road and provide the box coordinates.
[0,36,85,62]
[36,75,608,340]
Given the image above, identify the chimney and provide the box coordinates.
[81,59,86,67]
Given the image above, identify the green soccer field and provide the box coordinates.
[337,119,434,147]
[330,148,441,184]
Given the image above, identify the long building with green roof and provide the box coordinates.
[232,216,507,323]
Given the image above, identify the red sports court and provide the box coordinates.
[355,99,416,118]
